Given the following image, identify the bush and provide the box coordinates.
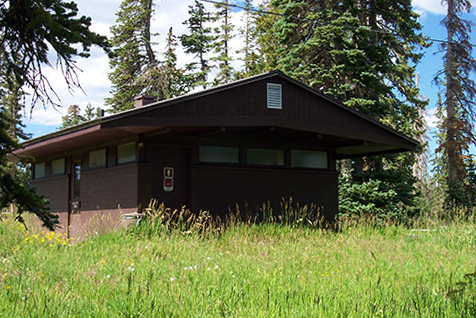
[339,177,399,220]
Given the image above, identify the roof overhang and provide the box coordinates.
[13,71,419,160]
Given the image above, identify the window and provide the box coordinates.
[291,150,327,169]
[247,148,284,166]
[73,160,81,198]
[51,158,65,175]
[267,83,282,109]
[118,142,136,164]
[34,162,45,179]
[89,149,106,168]
[199,146,239,163]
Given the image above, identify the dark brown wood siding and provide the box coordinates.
[149,146,190,211]
[106,76,413,149]
[137,163,152,210]
[190,165,338,222]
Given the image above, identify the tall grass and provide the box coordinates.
[1,207,476,317]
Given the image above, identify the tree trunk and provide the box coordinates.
[445,0,457,183]
[143,0,156,66]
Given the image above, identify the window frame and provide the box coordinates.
[199,145,240,164]
[51,157,66,175]
[117,142,137,165]
[246,148,285,166]
[291,150,328,169]
[34,162,46,179]
[88,148,107,169]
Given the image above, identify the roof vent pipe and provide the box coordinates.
[134,95,156,108]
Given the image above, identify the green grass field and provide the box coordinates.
[1,212,476,317]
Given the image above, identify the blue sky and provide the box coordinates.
[22,0,475,158]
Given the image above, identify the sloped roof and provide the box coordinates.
[15,70,419,159]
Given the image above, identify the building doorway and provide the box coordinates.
[150,146,190,211]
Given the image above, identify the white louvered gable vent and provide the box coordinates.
[267,83,282,109]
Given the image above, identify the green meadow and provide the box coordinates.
[1,210,476,317]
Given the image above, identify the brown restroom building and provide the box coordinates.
[15,71,418,235]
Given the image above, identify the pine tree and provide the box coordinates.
[212,0,234,85]
[258,0,427,124]
[59,103,102,129]
[412,75,430,189]
[0,0,109,106]
[84,103,101,121]
[254,2,281,72]
[235,0,264,78]
[434,0,476,194]
[179,0,217,89]
[0,0,109,230]
[59,105,86,129]
[1,80,30,143]
[105,0,167,112]
[256,0,429,214]
[160,27,190,99]
[431,94,448,187]
[1,81,33,217]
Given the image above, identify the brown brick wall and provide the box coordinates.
[31,175,69,213]
[69,207,137,239]
[81,164,138,211]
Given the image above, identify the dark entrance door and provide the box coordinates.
[150,146,190,211]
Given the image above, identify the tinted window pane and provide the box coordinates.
[35,162,45,179]
[291,150,327,169]
[89,149,106,168]
[52,158,65,175]
[199,146,239,163]
[118,142,136,164]
[74,160,81,198]
[247,148,284,166]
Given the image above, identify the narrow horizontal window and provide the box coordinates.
[291,150,327,169]
[52,158,65,175]
[199,146,239,163]
[247,148,284,166]
[118,142,136,164]
[34,162,45,179]
[89,149,106,168]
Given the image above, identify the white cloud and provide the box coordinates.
[412,0,476,15]
[23,0,120,129]
[23,45,112,126]
[23,104,64,126]
[424,107,439,129]
[412,0,447,15]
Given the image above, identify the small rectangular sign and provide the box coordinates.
[164,167,174,178]
[163,177,174,192]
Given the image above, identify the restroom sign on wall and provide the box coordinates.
[163,167,174,192]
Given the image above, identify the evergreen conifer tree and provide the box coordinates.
[255,0,429,214]
[433,0,476,203]
[0,0,108,230]
[59,105,87,129]
[235,0,264,78]
[179,0,217,89]
[212,0,235,85]
[106,0,168,112]
[160,27,190,99]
